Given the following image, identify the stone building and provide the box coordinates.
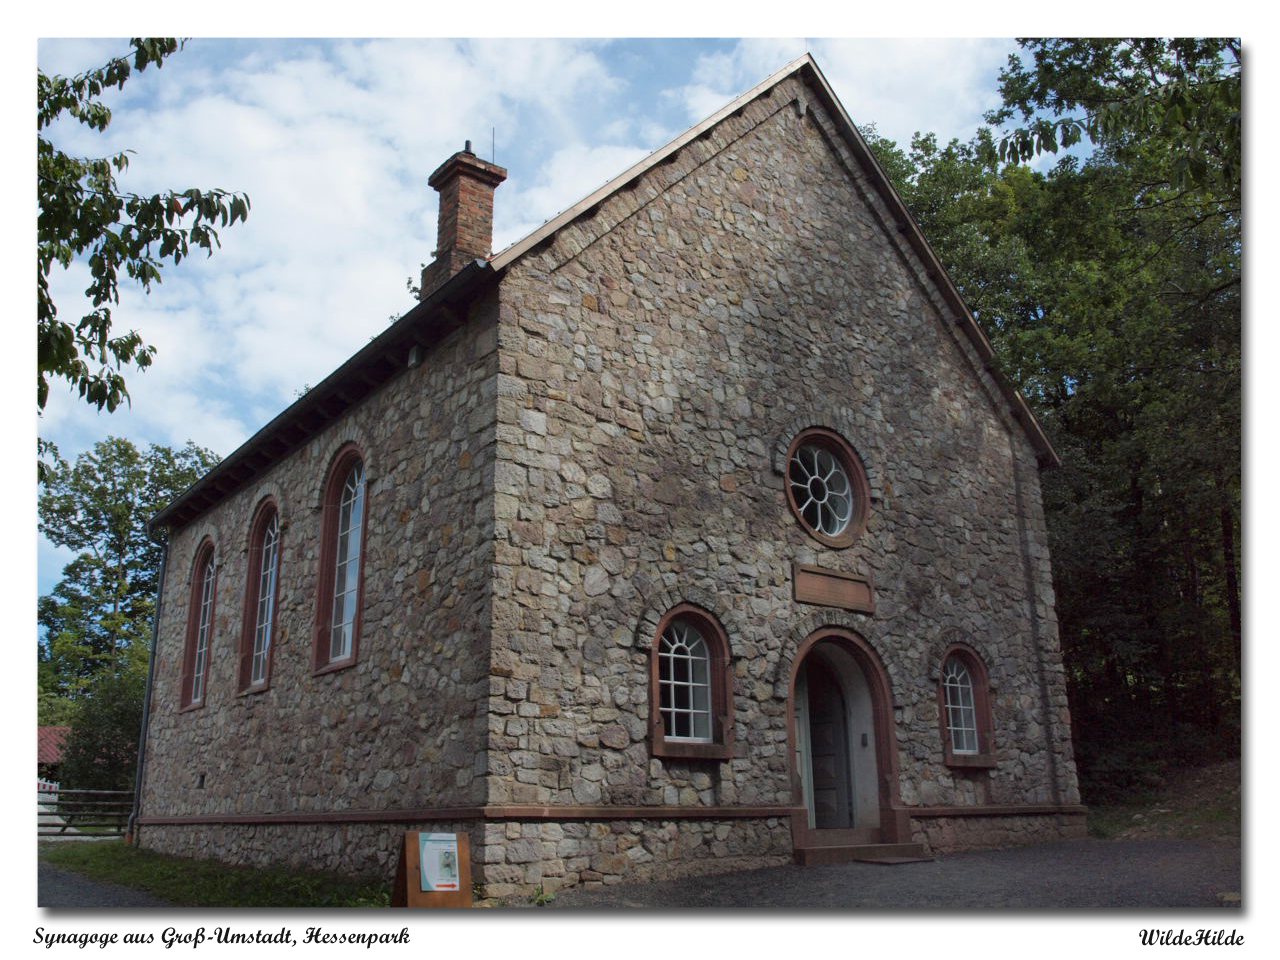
[135,55,1084,896]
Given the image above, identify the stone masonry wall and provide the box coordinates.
[485,72,1078,841]
[140,294,500,836]
[138,820,479,880]
[911,813,1088,856]
[473,817,792,897]
[137,69,1078,889]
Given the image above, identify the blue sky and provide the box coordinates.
[35,35,1038,595]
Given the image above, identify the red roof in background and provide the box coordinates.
[39,726,70,765]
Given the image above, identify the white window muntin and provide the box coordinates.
[789,443,854,537]
[191,556,215,702]
[942,657,979,754]
[329,461,365,662]
[659,619,712,741]
[250,513,279,685]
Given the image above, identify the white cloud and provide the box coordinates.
[810,38,1019,148]
[38,37,1031,480]
[36,37,635,597]
[672,38,1019,152]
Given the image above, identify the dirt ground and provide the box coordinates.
[1097,759,1241,842]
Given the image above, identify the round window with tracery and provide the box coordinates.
[785,429,869,547]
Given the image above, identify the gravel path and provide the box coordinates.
[543,839,1241,909]
[37,838,1240,909]
[38,861,178,908]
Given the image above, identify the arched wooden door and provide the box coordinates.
[790,629,908,849]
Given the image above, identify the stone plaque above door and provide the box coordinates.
[792,564,876,614]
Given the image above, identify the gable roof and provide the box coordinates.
[491,53,1059,469]
[152,54,1058,534]
[39,726,70,765]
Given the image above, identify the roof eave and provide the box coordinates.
[490,54,817,273]
[148,259,498,535]
[794,59,1061,469]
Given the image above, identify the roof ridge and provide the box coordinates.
[489,53,816,272]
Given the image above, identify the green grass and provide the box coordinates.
[39,841,392,908]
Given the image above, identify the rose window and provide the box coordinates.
[789,444,854,537]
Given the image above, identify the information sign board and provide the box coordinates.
[391,831,472,908]
[419,833,461,892]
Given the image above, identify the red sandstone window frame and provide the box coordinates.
[238,498,282,693]
[937,644,997,769]
[312,446,368,675]
[648,603,735,761]
[180,538,218,711]
[784,427,871,549]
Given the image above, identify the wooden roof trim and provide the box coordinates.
[490,53,1059,469]
[795,58,1060,469]
[149,260,497,534]
[489,54,815,273]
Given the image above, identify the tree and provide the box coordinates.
[38,437,219,713]
[59,668,148,792]
[38,38,249,475]
[991,38,1240,202]
[864,96,1240,799]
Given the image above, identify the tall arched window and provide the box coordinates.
[937,645,996,768]
[648,604,734,760]
[941,658,979,753]
[659,619,712,741]
[181,539,217,709]
[314,447,367,672]
[239,501,281,691]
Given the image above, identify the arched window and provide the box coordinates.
[314,448,367,673]
[181,539,217,709]
[659,620,712,741]
[648,604,734,760]
[785,428,870,548]
[937,646,996,768]
[239,501,281,691]
[941,658,978,753]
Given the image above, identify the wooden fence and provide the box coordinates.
[38,788,132,838]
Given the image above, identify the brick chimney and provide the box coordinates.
[420,142,508,299]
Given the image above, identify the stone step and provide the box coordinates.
[794,842,932,866]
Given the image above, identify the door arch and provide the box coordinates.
[788,627,906,847]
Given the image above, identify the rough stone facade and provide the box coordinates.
[137,57,1084,897]
[141,294,499,819]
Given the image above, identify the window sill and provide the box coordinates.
[177,700,206,714]
[945,753,997,769]
[652,739,732,761]
[311,657,356,678]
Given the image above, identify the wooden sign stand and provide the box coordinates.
[392,831,472,908]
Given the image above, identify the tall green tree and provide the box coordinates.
[38,38,249,477]
[38,437,219,715]
[992,38,1240,201]
[865,63,1240,798]
[59,668,148,792]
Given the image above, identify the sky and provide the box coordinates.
[33,34,1037,595]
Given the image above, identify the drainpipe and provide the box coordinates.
[127,536,167,844]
